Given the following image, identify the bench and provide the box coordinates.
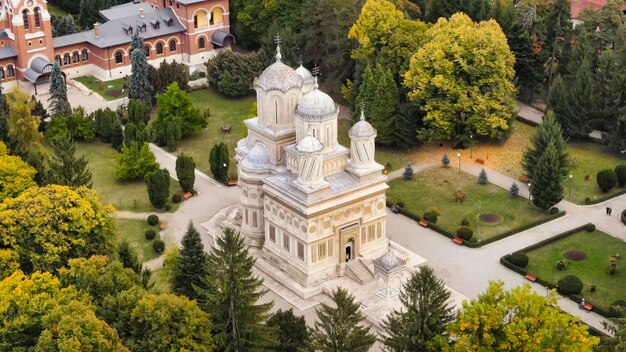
[226,180,238,187]
[183,192,193,200]
[524,273,537,282]
[221,124,231,133]
[584,175,591,181]
[418,220,429,227]
[582,303,593,311]
[452,238,464,245]
[519,175,529,183]
[475,158,485,165]
[159,222,167,231]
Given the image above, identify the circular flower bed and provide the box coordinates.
[478,213,501,224]
[563,250,588,262]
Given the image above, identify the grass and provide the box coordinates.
[77,141,181,212]
[174,88,254,178]
[47,4,68,17]
[74,76,128,101]
[387,167,552,242]
[115,218,160,263]
[524,230,626,310]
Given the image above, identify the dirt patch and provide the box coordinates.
[564,250,588,262]
[478,213,501,223]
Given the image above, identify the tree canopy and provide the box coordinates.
[0,149,36,202]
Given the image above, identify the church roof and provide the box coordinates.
[0,46,16,59]
[99,2,156,21]
[373,249,405,274]
[254,45,302,92]
[241,144,271,170]
[296,88,337,120]
[349,110,376,139]
[296,134,323,154]
[295,65,314,83]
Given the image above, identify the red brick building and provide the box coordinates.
[0,0,233,90]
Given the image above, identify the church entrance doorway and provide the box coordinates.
[345,239,354,262]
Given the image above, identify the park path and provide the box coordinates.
[516,100,604,141]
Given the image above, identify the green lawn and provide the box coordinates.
[387,167,552,242]
[77,141,181,212]
[566,143,626,204]
[115,218,160,263]
[74,76,128,101]
[524,230,626,310]
[174,88,254,179]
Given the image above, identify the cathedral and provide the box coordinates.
[235,44,389,288]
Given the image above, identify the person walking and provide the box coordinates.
[606,207,610,215]
[609,207,613,216]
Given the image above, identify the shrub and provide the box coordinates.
[556,260,566,271]
[585,223,596,232]
[615,165,626,187]
[597,169,617,192]
[608,300,626,318]
[175,153,196,193]
[147,214,159,226]
[441,154,450,167]
[622,209,626,225]
[557,275,583,295]
[456,226,473,240]
[145,169,170,209]
[509,182,519,198]
[172,193,183,203]
[396,200,405,208]
[461,217,470,226]
[205,50,264,97]
[478,168,488,184]
[585,197,591,204]
[144,229,157,240]
[403,164,414,180]
[384,162,392,173]
[423,211,438,224]
[153,239,165,253]
[549,207,559,215]
[509,252,529,268]
[164,204,172,211]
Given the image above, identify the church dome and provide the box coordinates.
[349,110,376,138]
[241,144,271,170]
[296,88,337,120]
[374,249,404,273]
[254,45,302,92]
[295,65,314,83]
[296,134,323,154]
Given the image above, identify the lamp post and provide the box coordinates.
[457,152,461,173]
[569,174,573,199]
[469,134,473,159]
[528,182,531,205]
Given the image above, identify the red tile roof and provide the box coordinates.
[570,0,626,19]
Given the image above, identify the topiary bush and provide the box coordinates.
[147,214,159,226]
[144,229,157,240]
[597,169,617,193]
[456,226,473,241]
[164,204,172,211]
[153,239,165,253]
[585,223,596,232]
[478,168,488,184]
[403,164,414,180]
[615,165,626,187]
[556,260,566,271]
[557,275,583,295]
[423,211,438,224]
[509,182,519,198]
[622,209,626,225]
[441,154,450,167]
[549,207,559,215]
[172,193,183,203]
[509,252,529,268]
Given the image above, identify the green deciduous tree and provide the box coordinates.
[310,287,376,352]
[46,106,95,142]
[171,222,207,300]
[404,13,516,145]
[205,50,264,97]
[144,168,170,209]
[267,308,310,352]
[48,62,71,119]
[148,60,190,95]
[382,265,454,352]
[0,149,36,202]
[45,134,93,188]
[128,33,154,109]
[444,281,598,351]
[0,84,10,145]
[157,82,206,136]
[114,142,159,180]
[175,153,196,193]
[197,227,276,351]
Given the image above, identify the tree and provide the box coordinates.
[356,64,397,146]
[197,227,277,351]
[0,185,115,273]
[171,222,208,300]
[124,121,150,147]
[110,122,124,151]
[0,84,10,145]
[560,58,593,139]
[48,62,71,118]
[404,13,516,145]
[522,110,569,179]
[205,50,264,97]
[148,60,190,95]
[78,0,109,28]
[442,154,450,167]
[0,150,36,202]
[46,106,95,142]
[117,240,142,275]
[544,0,572,90]
[46,134,93,187]
[444,281,598,351]
[267,308,310,352]
[144,168,170,209]
[478,168,488,184]
[531,141,564,209]
[93,108,121,142]
[175,153,196,193]
[309,287,376,352]
[596,317,626,351]
[403,164,414,180]
[156,82,206,136]
[597,169,617,193]
[52,14,79,36]
[6,88,43,157]
[209,143,229,183]
[128,33,154,109]
[509,182,519,197]
[381,265,454,352]
[114,142,159,180]
[127,99,150,124]
[30,95,48,131]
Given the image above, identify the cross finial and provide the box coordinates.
[312,65,320,77]
[359,102,366,121]
[274,34,282,62]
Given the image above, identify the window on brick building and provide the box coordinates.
[115,51,123,64]
[0,67,4,80]
[72,51,79,63]
[198,37,205,49]
[63,53,70,65]
[22,10,29,30]
[82,49,88,61]
[144,45,150,56]
[34,8,40,27]
[6,65,13,77]
[169,40,176,52]
[55,55,61,66]
[156,42,163,55]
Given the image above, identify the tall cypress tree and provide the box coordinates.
[171,222,207,300]
[46,134,93,188]
[565,58,594,138]
[117,240,142,274]
[197,227,277,351]
[522,110,569,180]
[381,265,454,352]
[309,287,376,352]
[217,143,229,182]
[48,62,71,118]
[356,64,397,146]
[531,141,564,209]
[144,168,170,209]
[129,33,154,109]
[175,153,196,193]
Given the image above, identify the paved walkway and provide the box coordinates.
[516,100,603,141]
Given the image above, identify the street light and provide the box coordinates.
[528,182,531,205]
[569,174,573,199]
[469,134,474,159]
[457,152,461,173]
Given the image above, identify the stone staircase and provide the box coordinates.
[347,259,375,285]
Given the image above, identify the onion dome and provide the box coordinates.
[241,144,271,170]
[296,131,323,154]
[296,83,337,120]
[254,44,303,92]
[295,64,315,83]
[349,109,376,139]
[373,249,405,274]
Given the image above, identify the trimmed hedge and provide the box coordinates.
[153,239,165,253]
[509,252,529,268]
[585,223,596,232]
[597,169,617,193]
[557,275,583,295]
[584,188,626,205]
[457,226,474,241]
[147,214,160,226]
[172,193,183,203]
[622,209,626,225]
[144,229,157,240]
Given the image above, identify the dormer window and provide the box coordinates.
[123,24,132,35]
[163,16,173,26]
[150,19,160,29]
[138,23,147,32]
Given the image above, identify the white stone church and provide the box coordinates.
[234,45,391,288]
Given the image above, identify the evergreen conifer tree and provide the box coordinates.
[403,164,414,180]
[30,96,48,131]
[531,141,564,210]
[267,308,310,352]
[356,64,397,146]
[171,222,207,300]
[123,122,138,147]
[565,58,594,138]
[547,76,569,128]
[110,122,124,151]
[129,33,154,109]
[117,240,142,274]
[46,134,93,187]
[309,287,376,352]
[394,103,420,148]
[442,154,450,167]
[197,227,277,351]
[175,153,196,193]
[127,99,150,124]
[381,265,454,352]
[522,110,569,180]
[145,168,170,209]
[209,144,219,180]
[218,143,229,182]
[478,168,488,184]
[510,182,520,198]
[48,62,71,118]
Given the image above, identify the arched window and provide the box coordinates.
[33,8,40,27]
[22,10,29,30]
[72,51,79,63]
[198,37,205,49]
[156,42,163,55]
[169,0,172,6]
[169,40,176,52]
[7,65,14,77]
[63,53,70,65]
[0,67,4,79]
[55,55,61,65]
[193,10,208,29]
[144,45,150,56]
[81,49,88,61]
[115,51,123,64]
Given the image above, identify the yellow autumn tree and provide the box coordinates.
[445,281,599,351]
[0,185,116,272]
[404,13,517,145]
[5,87,43,156]
[0,149,37,202]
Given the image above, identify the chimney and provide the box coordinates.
[139,8,144,18]
[93,23,100,38]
